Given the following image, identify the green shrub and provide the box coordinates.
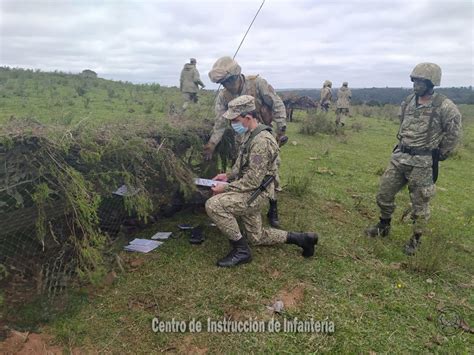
[285,170,316,197]
[299,111,334,135]
[406,233,447,275]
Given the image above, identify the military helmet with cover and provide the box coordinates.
[223,95,256,120]
[323,80,332,88]
[410,63,442,86]
[209,56,242,83]
[342,81,348,86]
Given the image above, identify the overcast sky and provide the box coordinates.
[1,0,472,89]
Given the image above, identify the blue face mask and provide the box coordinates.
[231,121,248,135]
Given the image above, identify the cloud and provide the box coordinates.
[0,0,472,88]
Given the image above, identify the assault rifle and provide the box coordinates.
[247,175,275,206]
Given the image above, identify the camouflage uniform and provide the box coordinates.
[377,93,462,233]
[208,76,287,147]
[335,82,351,125]
[205,120,287,245]
[372,63,462,240]
[180,58,205,108]
[206,57,287,224]
[207,96,318,267]
[320,80,332,112]
[205,96,288,245]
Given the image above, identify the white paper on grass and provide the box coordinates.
[124,238,163,253]
[151,232,172,240]
[194,178,228,187]
[124,244,161,253]
[129,238,161,246]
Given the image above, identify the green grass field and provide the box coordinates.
[1,70,473,352]
[36,109,473,353]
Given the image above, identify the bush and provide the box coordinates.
[285,173,313,197]
[405,234,447,274]
[299,111,334,135]
[351,122,363,132]
[353,104,399,121]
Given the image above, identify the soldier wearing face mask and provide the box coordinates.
[365,63,462,255]
[205,95,318,267]
[203,56,288,228]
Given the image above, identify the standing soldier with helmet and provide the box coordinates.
[365,63,462,255]
[203,56,288,228]
[180,58,205,110]
[320,80,333,112]
[335,82,352,127]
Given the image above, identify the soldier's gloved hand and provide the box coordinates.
[277,127,288,147]
[203,142,216,161]
[278,135,288,147]
[439,152,448,161]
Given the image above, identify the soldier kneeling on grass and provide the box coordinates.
[365,63,462,255]
[205,95,318,267]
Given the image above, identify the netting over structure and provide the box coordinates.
[0,116,217,308]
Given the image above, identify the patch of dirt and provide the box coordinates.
[321,201,348,223]
[173,335,208,354]
[348,193,375,219]
[387,262,409,271]
[127,296,159,314]
[274,283,306,310]
[0,330,64,354]
[270,269,281,279]
[128,258,145,269]
[223,306,256,321]
[1,271,39,311]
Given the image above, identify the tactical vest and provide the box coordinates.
[223,75,274,126]
[398,92,447,143]
[238,124,274,178]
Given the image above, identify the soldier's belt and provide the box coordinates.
[399,145,433,156]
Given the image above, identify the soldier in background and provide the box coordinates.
[335,82,352,126]
[203,56,288,228]
[365,63,462,255]
[179,58,205,110]
[320,80,333,112]
[205,95,318,267]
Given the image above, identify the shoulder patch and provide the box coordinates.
[251,154,263,165]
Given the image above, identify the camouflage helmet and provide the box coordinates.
[209,56,242,83]
[410,63,441,86]
[342,81,348,87]
[323,80,332,88]
[190,58,196,64]
[223,95,256,120]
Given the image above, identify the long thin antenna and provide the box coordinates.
[210,0,266,100]
[232,0,266,59]
[203,0,266,164]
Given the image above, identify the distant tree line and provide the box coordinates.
[1,66,472,106]
[279,86,474,105]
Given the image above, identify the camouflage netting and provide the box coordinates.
[0,114,226,306]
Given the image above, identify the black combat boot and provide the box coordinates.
[267,199,280,228]
[404,233,421,256]
[365,218,391,237]
[189,225,204,244]
[286,232,319,257]
[216,238,252,267]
